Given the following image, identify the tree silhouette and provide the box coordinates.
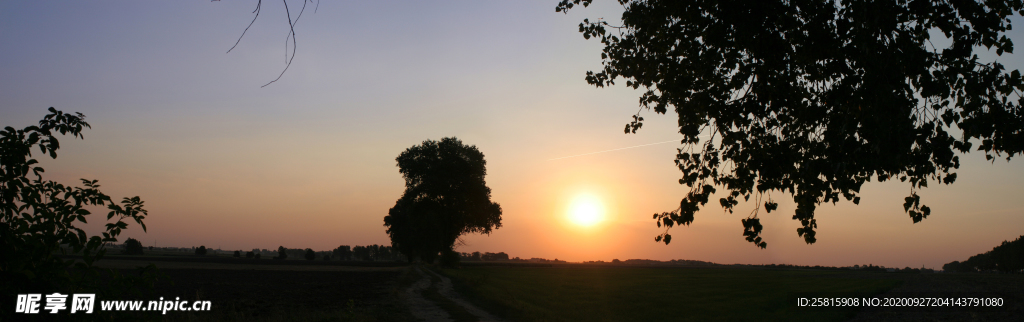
[384,137,503,263]
[195,245,207,256]
[276,246,288,260]
[943,235,1024,272]
[333,245,352,261]
[123,238,144,256]
[353,245,370,261]
[304,248,315,261]
[558,0,1024,248]
[1,108,152,316]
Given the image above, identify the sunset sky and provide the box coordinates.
[3,1,1023,270]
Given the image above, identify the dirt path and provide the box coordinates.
[403,266,503,322]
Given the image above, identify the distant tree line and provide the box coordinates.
[331,245,405,261]
[943,235,1024,273]
[459,251,510,261]
[220,245,407,261]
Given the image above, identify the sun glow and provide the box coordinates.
[568,194,605,227]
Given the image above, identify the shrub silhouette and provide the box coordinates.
[123,238,144,256]
[246,251,255,259]
[275,246,287,260]
[195,246,207,256]
[1,108,154,320]
[304,248,315,261]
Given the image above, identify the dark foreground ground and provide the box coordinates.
[442,263,1024,322]
[88,256,417,322]
[37,256,1023,322]
[149,269,412,321]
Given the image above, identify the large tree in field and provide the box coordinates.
[557,0,1024,248]
[384,137,502,263]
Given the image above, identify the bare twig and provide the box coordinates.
[262,0,300,87]
[224,0,316,87]
[226,0,262,54]
[283,0,313,64]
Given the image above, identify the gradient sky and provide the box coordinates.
[3,1,1023,269]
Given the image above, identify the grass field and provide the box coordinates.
[81,256,416,322]
[442,265,903,322]
[442,264,1024,322]
[56,255,1024,321]
[145,268,414,321]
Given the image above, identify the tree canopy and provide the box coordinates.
[558,0,1024,248]
[1,108,152,315]
[384,137,502,263]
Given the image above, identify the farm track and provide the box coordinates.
[405,266,503,322]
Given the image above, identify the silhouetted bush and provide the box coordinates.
[943,261,970,272]
[1,108,155,322]
[481,252,510,261]
[123,238,144,255]
[898,267,921,274]
[195,246,207,256]
[233,250,241,258]
[246,251,255,259]
[304,248,315,261]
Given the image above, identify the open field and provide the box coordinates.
[58,256,1024,321]
[78,256,416,322]
[93,256,406,272]
[441,264,1024,322]
[144,268,413,321]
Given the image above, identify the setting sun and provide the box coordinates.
[568,194,605,227]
